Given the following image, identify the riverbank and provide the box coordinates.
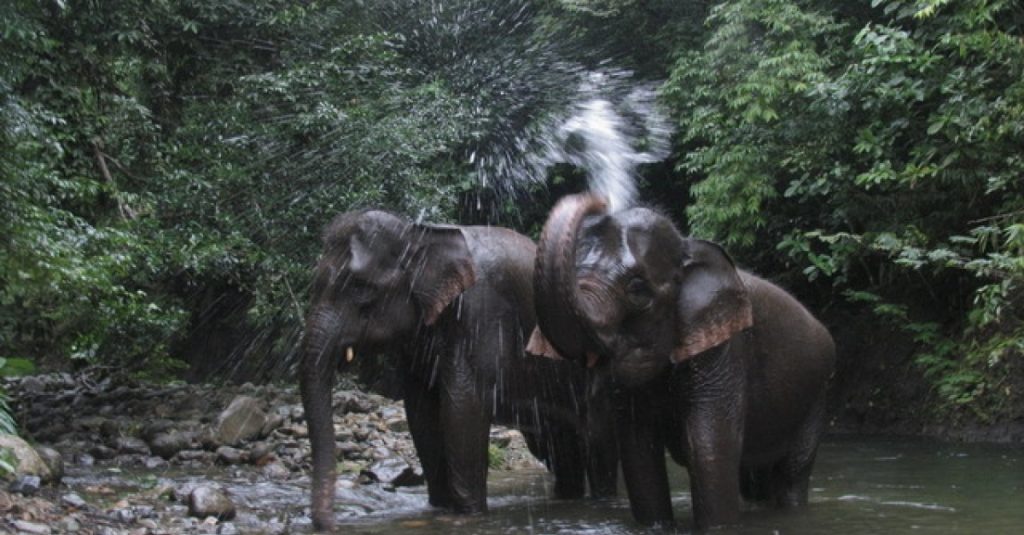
[1,372,542,534]
[2,366,1022,534]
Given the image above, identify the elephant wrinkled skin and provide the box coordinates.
[300,210,616,532]
[529,194,836,531]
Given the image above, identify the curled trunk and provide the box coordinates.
[533,193,608,363]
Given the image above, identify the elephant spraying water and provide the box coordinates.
[299,209,616,531]
[528,193,835,531]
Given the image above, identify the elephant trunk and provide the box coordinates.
[300,307,341,531]
[533,193,609,363]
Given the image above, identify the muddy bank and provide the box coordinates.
[1,372,542,534]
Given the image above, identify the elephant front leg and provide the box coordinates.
[685,399,744,531]
[403,376,453,508]
[440,362,492,514]
[616,390,673,525]
[585,371,618,498]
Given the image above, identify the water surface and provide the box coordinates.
[343,436,1023,534]
[63,436,1023,533]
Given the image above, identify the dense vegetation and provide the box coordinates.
[2,1,1022,429]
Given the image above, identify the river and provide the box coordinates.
[61,435,1022,533]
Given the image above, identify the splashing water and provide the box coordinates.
[555,87,672,212]
[474,74,673,214]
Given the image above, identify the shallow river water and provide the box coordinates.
[65,436,1023,534]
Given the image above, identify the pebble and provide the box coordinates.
[188,485,236,520]
[13,520,51,534]
[0,372,533,533]
[61,492,87,508]
[9,475,41,496]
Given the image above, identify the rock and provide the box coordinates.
[143,456,169,469]
[99,418,121,439]
[150,430,191,459]
[213,396,268,446]
[176,449,216,463]
[337,441,362,459]
[261,461,290,479]
[112,506,135,523]
[139,419,176,441]
[74,452,95,467]
[247,442,274,465]
[115,436,151,455]
[490,429,515,448]
[19,376,47,394]
[76,416,108,432]
[364,457,424,487]
[260,413,285,436]
[34,445,64,483]
[9,474,42,495]
[216,446,246,465]
[188,486,236,520]
[275,423,308,438]
[385,418,409,432]
[62,492,88,508]
[89,444,117,460]
[0,434,52,482]
[336,392,374,414]
[12,520,51,534]
[56,517,81,533]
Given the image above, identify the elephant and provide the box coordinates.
[299,209,617,532]
[527,193,836,531]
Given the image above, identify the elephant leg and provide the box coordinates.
[739,465,773,504]
[686,400,744,531]
[616,390,673,525]
[546,423,586,500]
[440,361,492,514]
[770,386,827,508]
[403,377,453,509]
[585,383,618,498]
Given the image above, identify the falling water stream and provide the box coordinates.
[62,436,1022,533]
[475,73,672,214]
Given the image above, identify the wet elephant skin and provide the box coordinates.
[529,194,836,532]
[300,209,616,532]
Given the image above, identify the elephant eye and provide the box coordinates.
[625,276,654,310]
[345,280,377,306]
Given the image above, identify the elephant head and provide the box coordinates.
[528,194,753,386]
[300,209,476,530]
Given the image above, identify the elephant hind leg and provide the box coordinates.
[739,465,774,504]
[769,387,828,508]
[545,427,587,500]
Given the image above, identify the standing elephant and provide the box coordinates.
[300,209,616,532]
[528,193,835,531]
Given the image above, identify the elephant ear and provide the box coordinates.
[409,225,477,326]
[672,239,753,362]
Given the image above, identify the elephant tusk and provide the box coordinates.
[346,346,355,363]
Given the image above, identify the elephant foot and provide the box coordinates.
[553,478,586,500]
[311,510,335,533]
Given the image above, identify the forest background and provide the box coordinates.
[2,0,1022,437]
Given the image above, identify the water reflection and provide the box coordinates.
[62,437,1023,533]
[346,437,1022,534]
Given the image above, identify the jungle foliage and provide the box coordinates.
[2,0,1022,424]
